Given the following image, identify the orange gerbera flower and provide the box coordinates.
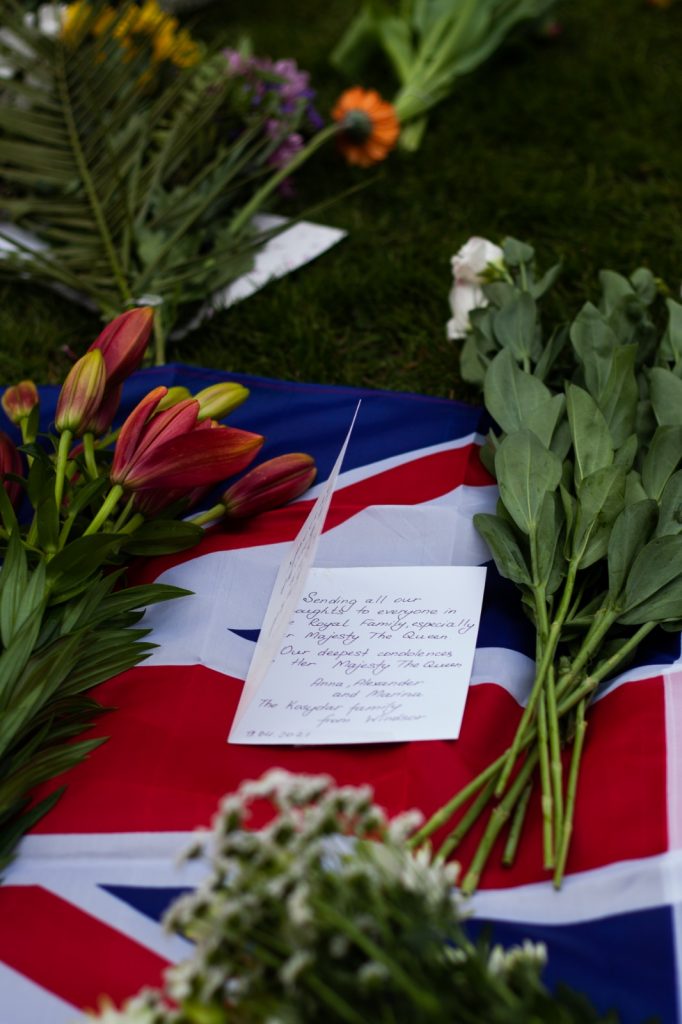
[331,87,400,168]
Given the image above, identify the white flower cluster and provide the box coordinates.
[84,771,564,1023]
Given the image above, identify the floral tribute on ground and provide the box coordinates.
[413,237,682,890]
[0,309,316,871]
[0,1,399,362]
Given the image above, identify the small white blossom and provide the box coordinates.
[446,236,505,341]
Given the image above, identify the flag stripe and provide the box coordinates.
[0,887,171,1011]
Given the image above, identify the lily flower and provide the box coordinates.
[110,386,263,494]
[1,380,39,425]
[0,431,23,509]
[55,349,107,436]
[189,452,317,527]
[222,453,317,518]
[88,307,154,386]
[194,382,249,422]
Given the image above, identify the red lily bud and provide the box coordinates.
[87,382,123,437]
[88,307,154,386]
[222,453,317,519]
[0,431,23,509]
[194,382,249,422]
[111,386,264,494]
[1,380,39,425]
[55,349,107,436]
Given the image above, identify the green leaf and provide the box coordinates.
[473,513,532,587]
[494,430,562,536]
[530,262,562,300]
[0,530,29,649]
[641,425,682,501]
[572,465,626,569]
[492,292,538,364]
[534,491,564,594]
[502,237,534,267]
[119,519,203,556]
[619,534,682,623]
[649,367,682,426]
[607,500,658,599]
[484,349,563,446]
[656,471,682,537]
[566,384,614,485]
[46,534,122,595]
[598,345,638,447]
[661,298,682,372]
[630,267,657,304]
[599,268,633,316]
[570,303,618,397]
[614,434,638,472]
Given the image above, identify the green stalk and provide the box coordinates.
[82,432,99,481]
[227,122,340,238]
[119,512,145,535]
[502,782,532,867]
[557,621,658,712]
[537,692,554,868]
[545,662,563,847]
[460,750,539,896]
[434,775,497,864]
[153,310,167,367]
[313,900,441,1013]
[112,494,135,533]
[188,503,224,527]
[54,429,73,511]
[553,699,587,888]
[83,483,124,535]
[496,555,580,796]
[408,754,507,849]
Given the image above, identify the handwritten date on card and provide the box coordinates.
[229,565,486,746]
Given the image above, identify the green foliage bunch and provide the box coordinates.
[415,239,682,890]
[86,770,616,1023]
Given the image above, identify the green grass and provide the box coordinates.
[3,0,682,399]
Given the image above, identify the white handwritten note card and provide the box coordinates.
[229,564,486,745]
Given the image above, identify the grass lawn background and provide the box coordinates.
[2,0,682,401]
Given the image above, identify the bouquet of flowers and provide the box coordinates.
[0,308,317,869]
[412,237,682,889]
[0,1,347,362]
[86,770,615,1023]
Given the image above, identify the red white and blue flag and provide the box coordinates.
[0,365,680,1023]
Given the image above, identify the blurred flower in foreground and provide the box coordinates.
[332,87,400,167]
[447,237,504,341]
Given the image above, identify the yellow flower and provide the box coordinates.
[61,1,115,46]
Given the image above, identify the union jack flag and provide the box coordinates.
[1,365,680,1023]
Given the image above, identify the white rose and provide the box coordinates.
[446,236,504,340]
[451,236,504,285]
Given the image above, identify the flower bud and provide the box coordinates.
[0,431,23,509]
[88,307,154,386]
[1,380,39,425]
[194,382,249,422]
[155,387,192,412]
[55,349,107,436]
[221,453,317,519]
